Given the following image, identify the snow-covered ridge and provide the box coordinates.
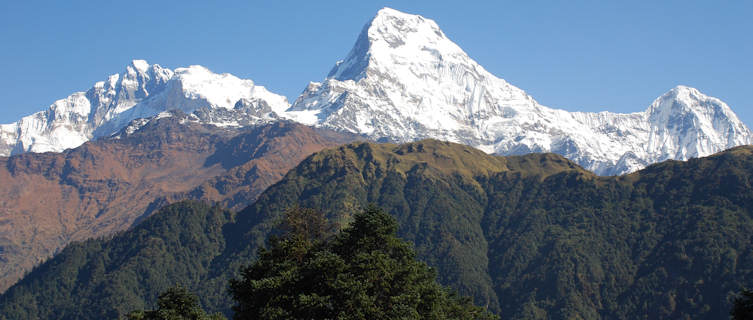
[287,7,753,175]
[2,8,751,175]
[0,60,289,156]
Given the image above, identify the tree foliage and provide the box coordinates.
[229,206,497,320]
[277,206,338,244]
[0,201,236,319]
[126,286,225,320]
[3,142,753,320]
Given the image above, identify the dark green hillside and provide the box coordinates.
[0,202,235,319]
[227,140,589,315]
[2,140,753,319]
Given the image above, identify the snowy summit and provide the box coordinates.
[0,60,289,156]
[287,7,753,175]
[1,8,751,175]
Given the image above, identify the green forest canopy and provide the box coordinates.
[2,141,753,320]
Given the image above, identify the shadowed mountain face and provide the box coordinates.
[0,117,358,292]
[3,140,751,319]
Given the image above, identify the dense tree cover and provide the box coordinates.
[229,206,496,319]
[0,201,236,319]
[2,141,753,319]
[126,286,225,320]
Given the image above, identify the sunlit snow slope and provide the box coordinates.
[287,8,752,175]
[2,8,751,175]
[0,60,289,156]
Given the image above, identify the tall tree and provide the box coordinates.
[126,286,225,320]
[229,205,497,320]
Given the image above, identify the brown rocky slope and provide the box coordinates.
[0,116,358,291]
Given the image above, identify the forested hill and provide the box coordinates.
[1,140,752,319]
[0,117,357,293]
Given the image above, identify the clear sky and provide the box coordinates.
[1,1,751,127]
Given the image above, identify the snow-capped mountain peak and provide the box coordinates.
[641,85,753,163]
[169,64,288,113]
[648,85,740,122]
[130,59,151,73]
[364,7,465,65]
[288,7,535,141]
[0,60,289,156]
[327,7,463,82]
[2,8,750,176]
[288,7,753,175]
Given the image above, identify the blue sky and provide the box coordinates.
[1,1,751,126]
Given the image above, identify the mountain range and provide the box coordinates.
[0,7,752,319]
[0,60,289,157]
[2,139,752,319]
[1,8,750,175]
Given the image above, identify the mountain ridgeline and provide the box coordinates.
[2,8,751,176]
[1,140,752,319]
